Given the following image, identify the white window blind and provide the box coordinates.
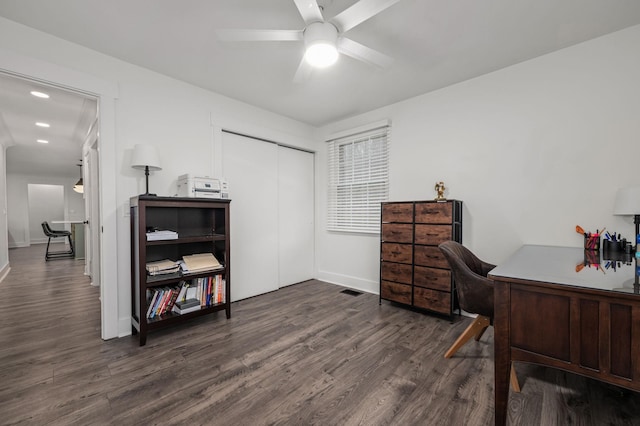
[327,125,390,233]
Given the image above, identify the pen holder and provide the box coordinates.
[583,248,600,266]
[584,234,600,251]
[602,240,624,252]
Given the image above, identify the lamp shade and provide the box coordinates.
[73,178,83,194]
[613,187,640,215]
[131,144,162,171]
[73,162,83,193]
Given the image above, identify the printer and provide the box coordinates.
[176,174,229,199]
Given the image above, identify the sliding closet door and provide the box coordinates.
[278,146,314,287]
[222,132,279,301]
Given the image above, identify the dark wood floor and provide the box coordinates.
[2,245,640,425]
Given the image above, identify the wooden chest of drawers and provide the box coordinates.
[379,200,462,319]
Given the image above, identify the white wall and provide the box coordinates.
[0,144,8,276]
[317,25,640,294]
[27,184,65,243]
[3,15,639,335]
[0,17,318,337]
[6,172,84,247]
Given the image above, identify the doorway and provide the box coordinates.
[1,47,119,339]
[1,70,103,332]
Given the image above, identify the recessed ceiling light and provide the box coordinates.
[37,139,49,144]
[30,91,50,99]
[35,122,50,128]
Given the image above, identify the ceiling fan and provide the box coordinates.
[216,0,402,81]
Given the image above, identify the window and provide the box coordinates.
[327,124,390,233]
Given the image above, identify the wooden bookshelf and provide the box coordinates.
[130,196,231,346]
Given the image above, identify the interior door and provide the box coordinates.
[84,143,101,285]
[221,132,279,301]
[278,146,314,287]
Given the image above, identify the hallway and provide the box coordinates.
[0,245,103,422]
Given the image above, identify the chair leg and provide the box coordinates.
[510,363,520,393]
[67,234,75,256]
[444,314,521,392]
[444,315,491,358]
[45,237,52,261]
[44,235,74,259]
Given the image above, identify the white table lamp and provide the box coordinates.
[131,144,162,196]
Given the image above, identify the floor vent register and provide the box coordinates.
[340,289,363,296]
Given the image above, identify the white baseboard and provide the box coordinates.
[8,242,30,248]
[118,316,133,338]
[316,270,379,295]
[316,272,474,319]
[0,263,10,283]
[9,241,65,247]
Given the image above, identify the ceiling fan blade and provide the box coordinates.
[216,29,303,42]
[337,37,393,68]
[294,0,324,25]
[293,57,313,83]
[331,0,402,33]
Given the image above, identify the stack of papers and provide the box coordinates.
[146,230,178,241]
[180,253,223,274]
[146,259,180,276]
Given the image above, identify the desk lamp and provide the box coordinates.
[613,186,640,249]
[131,144,162,196]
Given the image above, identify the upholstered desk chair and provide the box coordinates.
[438,241,520,392]
[41,221,75,260]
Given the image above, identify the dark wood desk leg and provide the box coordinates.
[494,281,511,426]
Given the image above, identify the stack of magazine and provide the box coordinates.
[146,229,178,241]
[146,259,180,276]
[179,253,223,274]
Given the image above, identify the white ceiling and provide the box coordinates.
[0,73,96,177]
[1,0,640,177]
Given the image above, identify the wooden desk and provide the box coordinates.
[489,245,640,426]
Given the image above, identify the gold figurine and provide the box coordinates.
[434,181,447,201]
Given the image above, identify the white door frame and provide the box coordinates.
[84,139,101,287]
[0,47,120,340]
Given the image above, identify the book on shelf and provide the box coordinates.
[146,290,160,319]
[171,282,189,314]
[181,253,223,273]
[146,286,179,319]
[192,275,225,308]
[146,259,180,275]
[156,288,173,318]
[146,276,225,319]
[147,288,164,319]
[160,288,176,315]
[174,298,201,315]
[185,283,198,300]
[146,229,178,241]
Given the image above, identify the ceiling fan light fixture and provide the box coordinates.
[304,22,339,68]
[305,43,338,68]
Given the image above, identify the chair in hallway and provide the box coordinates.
[438,240,520,392]
[41,221,75,260]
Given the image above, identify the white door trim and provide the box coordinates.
[0,47,120,340]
